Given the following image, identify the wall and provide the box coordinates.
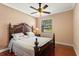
[36,10,73,46]
[73,4,79,55]
[0,4,36,49]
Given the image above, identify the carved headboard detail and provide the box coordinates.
[9,23,33,41]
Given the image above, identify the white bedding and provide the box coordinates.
[8,36,52,56]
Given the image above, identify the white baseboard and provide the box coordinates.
[74,47,78,56]
[73,46,79,56]
[56,41,73,47]
[0,48,9,53]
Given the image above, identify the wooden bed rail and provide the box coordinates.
[34,33,55,56]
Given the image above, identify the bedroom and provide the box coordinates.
[0,3,78,56]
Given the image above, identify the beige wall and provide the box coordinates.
[36,10,73,46]
[0,3,74,49]
[0,4,36,49]
[73,4,79,55]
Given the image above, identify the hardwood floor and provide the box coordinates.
[0,44,76,56]
[55,44,76,56]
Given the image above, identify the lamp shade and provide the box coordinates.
[36,28,39,31]
[33,27,40,35]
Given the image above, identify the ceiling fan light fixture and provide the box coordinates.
[30,3,51,15]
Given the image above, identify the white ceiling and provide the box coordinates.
[3,3,75,18]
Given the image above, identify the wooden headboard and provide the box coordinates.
[9,23,33,41]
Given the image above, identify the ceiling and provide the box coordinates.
[3,3,75,18]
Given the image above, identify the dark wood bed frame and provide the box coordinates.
[9,23,55,56]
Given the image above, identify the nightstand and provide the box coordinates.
[35,34,41,37]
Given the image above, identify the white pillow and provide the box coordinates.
[26,32,35,37]
[12,33,24,40]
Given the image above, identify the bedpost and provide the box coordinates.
[9,23,11,41]
[52,33,55,55]
[32,26,33,32]
[34,38,39,56]
[9,23,11,33]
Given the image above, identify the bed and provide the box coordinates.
[8,23,55,56]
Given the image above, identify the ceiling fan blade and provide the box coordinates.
[30,6,38,11]
[43,4,48,9]
[43,11,50,14]
[31,12,37,14]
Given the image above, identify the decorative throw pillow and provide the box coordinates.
[12,33,25,40]
[26,32,35,37]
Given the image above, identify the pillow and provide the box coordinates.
[12,33,24,40]
[26,32,35,37]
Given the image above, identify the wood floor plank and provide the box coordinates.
[55,44,76,56]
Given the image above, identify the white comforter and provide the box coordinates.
[8,36,52,56]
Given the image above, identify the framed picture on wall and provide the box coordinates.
[41,19,52,33]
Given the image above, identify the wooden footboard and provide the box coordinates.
[34,33,55,56]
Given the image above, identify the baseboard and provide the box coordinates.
[73,46,79,56]
[74,47,78,56]
[56,41,73,47]
[0,48,9,53]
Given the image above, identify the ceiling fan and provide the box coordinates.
[30,3,51,14]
